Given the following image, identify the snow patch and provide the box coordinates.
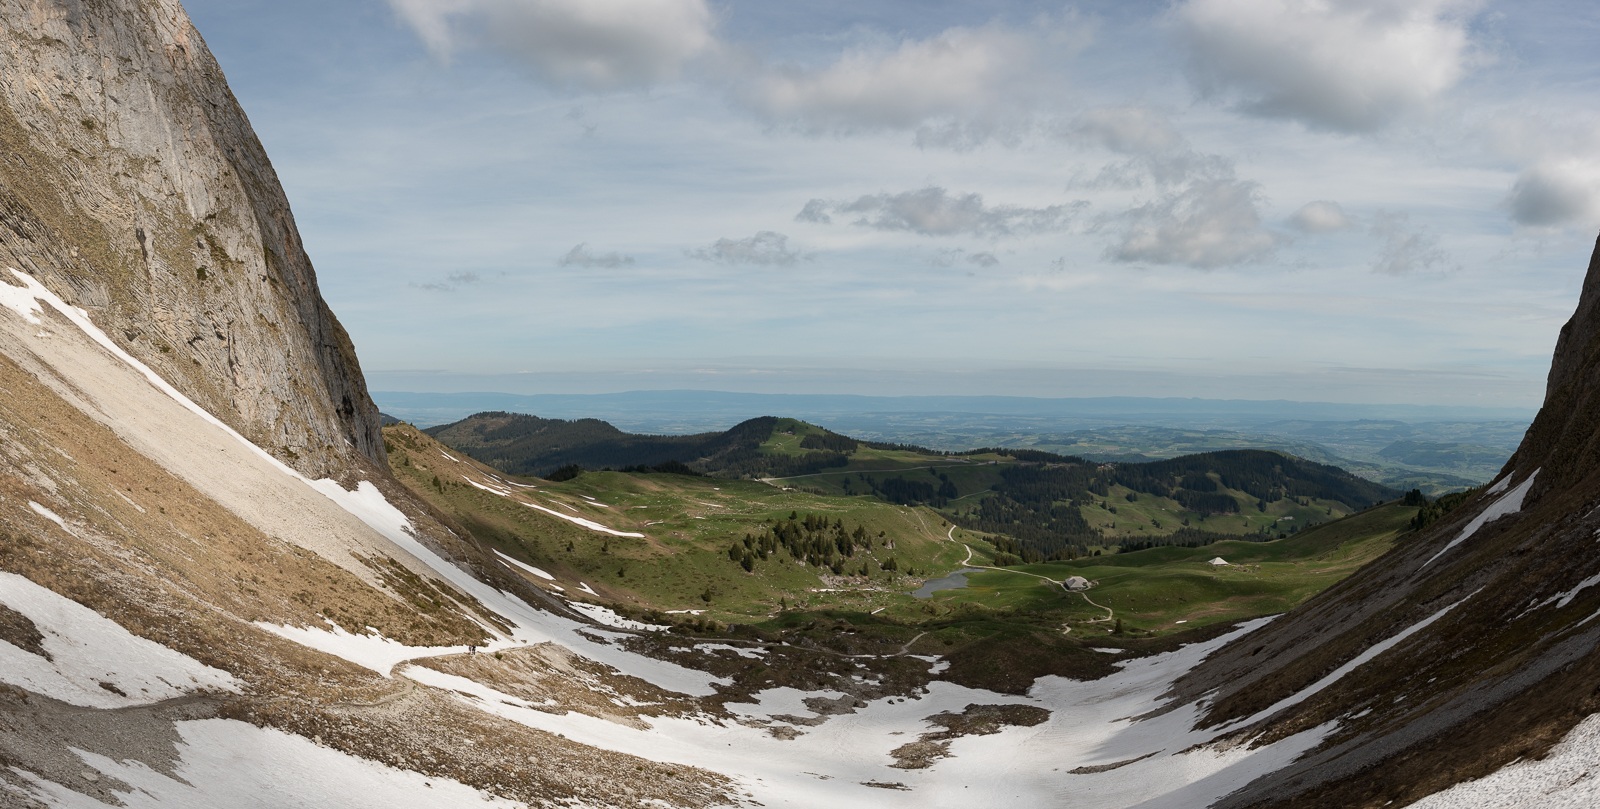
[518,499,645,538]
[0,572,238,708]
[577,582,599,597]
[1410,711,1600,809]
[27,500,65,530]
[696,643,768,659]
[460,476,512,497]
[1423,472,1539,569]
[10,718,521,809]
[567,603,669,632]
[493,549,553,580]
[253,622,493,677]
[1225,592,1477,730]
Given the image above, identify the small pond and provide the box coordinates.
[911,568,985,599]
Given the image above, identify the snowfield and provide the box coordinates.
[0,572,238,709]
[5,719,523,809]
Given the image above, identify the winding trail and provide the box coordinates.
[944,526,1117,629]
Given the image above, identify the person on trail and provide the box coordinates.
[468,645,476,655]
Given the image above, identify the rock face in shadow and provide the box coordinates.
[1167,233,1600,809]
[0,0,383,478]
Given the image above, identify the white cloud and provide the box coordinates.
[1105,177,1278,268]
[386,0,716,90]
[800,187,1085,238]
[739,23,1065,137]
[1174,0,1482,132]
[558,243,634,268]
[1506,164,1600,228]
[687,231,804,266]
[1289,200,1353,233]
[1490,117,1600,229]
[1370,211,1451,274]
[1066,106,1184,155]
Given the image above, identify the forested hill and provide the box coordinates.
[956,448,1402,559]
[423,411,863,478]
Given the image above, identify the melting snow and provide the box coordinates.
[0,572,238,708]
[1423,472,1539,569]
[1224,592,1478,731]
[9,718,521,809]
[27,500,66,530]
[1409,711,1600,809]
[493,549,554,580]
[567,603,669,632]
[696,643,768,659]
[518,499,645,537]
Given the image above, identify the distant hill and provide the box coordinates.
[423,411,865,479]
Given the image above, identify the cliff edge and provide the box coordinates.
[0,0,383,478]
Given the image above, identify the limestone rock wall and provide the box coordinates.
[0,0,384,477]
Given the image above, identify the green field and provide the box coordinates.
[388,422,1419,647]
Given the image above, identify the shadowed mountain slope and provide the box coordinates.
[1163,234,1600,809]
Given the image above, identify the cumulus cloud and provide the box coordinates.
[1507,165,1600,228]
[1174,0,1481,132]
[738,20,1083,141]
[1370,211,1451,274]
[387,0,716,90]
[687,231,804,266]
[1105,177,1278,268]
[413,271,482,292]
[799,187,1086,238]
[1487,115,1600,229]
[558,243,634,268]
[1288,200,1353,233]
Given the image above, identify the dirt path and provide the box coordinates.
[946,526,1115,630]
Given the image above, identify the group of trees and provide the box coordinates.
[1408,486,1482,531]
[726,512,899,577]
[858,470,959,507]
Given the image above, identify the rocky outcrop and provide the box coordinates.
[1166,233,1600,809]
[0,0,383,478]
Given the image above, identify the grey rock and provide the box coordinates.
[0,0,384,478]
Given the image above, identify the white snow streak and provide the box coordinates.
[27,500,65,530]
[518,499,645,537]
[493,549,554,580]
[1423,472,1539,569]
[1225,592,1478,731]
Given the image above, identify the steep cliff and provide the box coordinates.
[0,0,382,478]
[1163,233,1600,808]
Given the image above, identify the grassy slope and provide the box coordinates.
[388,422,1422,695]
[926,502,1418,635]
[385,424,976,622]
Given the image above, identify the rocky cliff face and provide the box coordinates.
[1163,235,1600,808]
[0,0,383,478]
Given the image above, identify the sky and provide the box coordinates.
[181,0,1600,407]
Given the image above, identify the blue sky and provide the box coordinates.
[184,0,1600,406]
